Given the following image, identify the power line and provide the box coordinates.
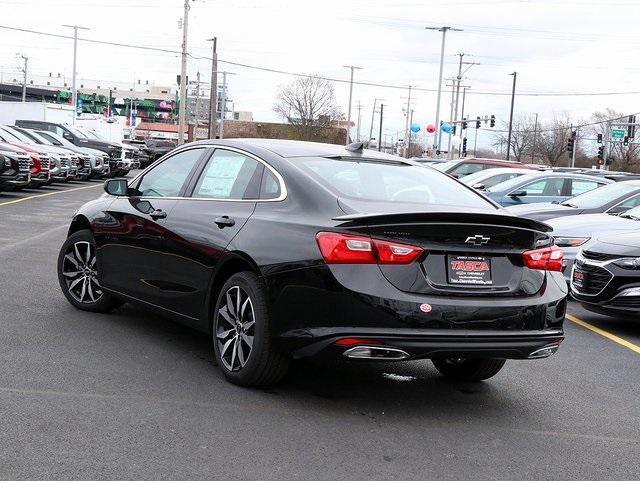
[3,24,640,98]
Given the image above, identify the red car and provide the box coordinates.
[434,158,540,178]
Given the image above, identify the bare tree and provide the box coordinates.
[590,109,640,172]
[492,116,536,162]
[536,115,574,167]
[273,76,343,140]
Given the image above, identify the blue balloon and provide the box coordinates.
[410,123,421,133]
[441,122,453,133]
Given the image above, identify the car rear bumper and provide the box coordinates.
[284,328,565,360]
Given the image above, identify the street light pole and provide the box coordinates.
[404,85,412,157]
[426,26,463,154]
[368,98,382,144]
[343,65,362,145]
[506,71,517,161]
[178,0,191,145]
[207,37,218,139]
[62,24,89,124]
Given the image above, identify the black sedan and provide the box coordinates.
[56,139,567,387]
[571,231,640,316]
[506,180,640,221]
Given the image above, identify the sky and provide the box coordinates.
[2,0,640,149]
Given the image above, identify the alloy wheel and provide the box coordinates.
[61,241,103,304]
[216,286,255,372]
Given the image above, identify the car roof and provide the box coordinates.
[188,138,407,161]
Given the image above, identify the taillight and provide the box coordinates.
[316,232,423,265]
[522,245,563,272]
[335,338,382,346]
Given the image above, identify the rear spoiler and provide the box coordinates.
[332,211,552,233]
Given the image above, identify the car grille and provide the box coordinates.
[60,157,70,168]
[582,250,621,262]
[112,148,122,160]
[39,157,50,172]
[124,150,133,159]
[573,263,613,295]
[83,156,91,168]
[18,157,30,172]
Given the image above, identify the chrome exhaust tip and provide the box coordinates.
[343,346,410,360]
[528,344,560,359]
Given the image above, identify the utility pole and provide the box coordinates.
[355,101,362,142]
[368,98,382,144]
[426,26,463,153]
[343,65,362,145]
[19,55,28,102]
[207,37,218,139]
[195,71,201,126]
[407,109,414,157]
[506,71,517,161]
[177,0,191,145]
[62,24,89,125]
[378,103,384,152]
[404,85,412,157]
[531,112,538,163]
[571,127,578,168]
[218,71,235,139]
[447,78,456,157]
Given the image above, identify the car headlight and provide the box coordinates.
[613,258,640,269]
[554,237,590,247]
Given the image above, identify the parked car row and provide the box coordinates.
[0,122,141,192]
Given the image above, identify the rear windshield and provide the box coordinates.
[296,157,497,208]
[560,181,638,208]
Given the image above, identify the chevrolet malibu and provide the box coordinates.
[57,139,567,387]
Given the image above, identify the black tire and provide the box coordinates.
[57,229,123,313]
[432,358,506,381]
[212,272,289,387]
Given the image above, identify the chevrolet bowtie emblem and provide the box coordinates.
[465,235,490,246]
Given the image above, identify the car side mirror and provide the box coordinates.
[104,179,129,196]
[472,183,485,190]
[508,190,527,198]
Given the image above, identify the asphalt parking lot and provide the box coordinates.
[0,179,639,481]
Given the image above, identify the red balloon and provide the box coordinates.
[426,124,436,133]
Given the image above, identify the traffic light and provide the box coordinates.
[624,136,629,146]
[452,125,456,135]
[462,137,467,156]
[597,145,604,163]
[490,115,496,128]
[597,133,603,144]
[462,118,467,130]
[567,131,576,153]
[476,116,481,129]
[628,115,636,139]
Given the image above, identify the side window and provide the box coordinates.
[260,168,282,200]
[571,179,600,196]
[520,178,564,196]
[453,162,484,177]
[485,173,516,188]
[136,148,203,197]
[193,149,262,200]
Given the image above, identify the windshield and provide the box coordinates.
[459,170,490,185]
[434,160,459,172]
[79,128,104,140]
[560,182,638,208]
[25,131,54,146]
[296,157,497,209]
[619,205,640,220]
[1,126,35,144]
[36,131,65,146]
[65,125,88,139]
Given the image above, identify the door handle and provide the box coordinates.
[214,216,235,228]
[149,209,167,220]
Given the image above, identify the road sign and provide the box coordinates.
[610,128,626,141]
